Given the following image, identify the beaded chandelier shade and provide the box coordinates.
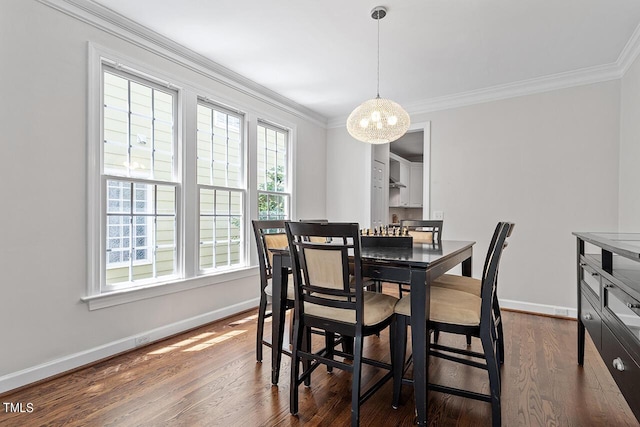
[347,6,410,144]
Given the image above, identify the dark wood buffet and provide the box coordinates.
[574,232,640,421]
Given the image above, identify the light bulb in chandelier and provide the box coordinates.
[347,96,410,144]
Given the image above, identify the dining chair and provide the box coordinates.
[393,219,444,297]
[392,221,514,427]
[252,219,295,363]
[401,219,443,244]
[285,221,399,427]
[432,221,511,360]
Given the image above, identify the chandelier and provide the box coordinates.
[347,6,410,144]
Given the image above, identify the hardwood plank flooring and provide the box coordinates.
[1,309,638,426]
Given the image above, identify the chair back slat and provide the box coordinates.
[401,219,443,244]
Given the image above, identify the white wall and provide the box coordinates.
[327,81,621,314]
[326,129,372,225]
[0,0,326,389]
[619,53,640,230]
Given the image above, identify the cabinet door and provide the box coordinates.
[409,163,423,207]
[399,161,410,207]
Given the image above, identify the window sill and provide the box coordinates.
[81,266,259,310]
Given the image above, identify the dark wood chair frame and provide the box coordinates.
[433,220,509,356]
[392,221,514,427]
[252,219,293,363]
[285,221,396,427]
[395,220,444,297]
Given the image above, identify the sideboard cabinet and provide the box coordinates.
[574,232,640,421]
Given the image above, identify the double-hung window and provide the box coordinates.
[257,122,290,220]
[100,66,178,291]
[196,102,245,271]
[89,47,293,302]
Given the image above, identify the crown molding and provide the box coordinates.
[329,23,640,129]
[327,62,623,128]
[38,0,640,131]
[617,21,640,75]
[37,0,328,128]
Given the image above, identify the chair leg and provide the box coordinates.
[290,317,303,416]
[392,315,408,409]
[302,326,312,387]
[256,295,267,362]
[342,336,354,356]
[325,332,335,373]
[480,330,501,427]
[466,335,472,347]
[351,333,364,427]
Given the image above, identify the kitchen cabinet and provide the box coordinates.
[389,153,422,208]
[409,163,423,207]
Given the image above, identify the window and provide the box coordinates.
[197,102,245,271]
[257,122,290,220]
[101,67,178,290]
[88,47,295,302]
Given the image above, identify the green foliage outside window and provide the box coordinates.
[258,166,287,220]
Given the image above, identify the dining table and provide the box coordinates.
[270,239,475,426]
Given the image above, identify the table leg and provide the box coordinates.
[410,269,428,426]
[271,254,288,385]
[462,255,472,277]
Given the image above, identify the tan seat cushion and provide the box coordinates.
[305,291,398,326]
[432,274,481,297]
[264,273,296,300]
[394,286,481,327]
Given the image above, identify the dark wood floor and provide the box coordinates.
[1,306,638,426]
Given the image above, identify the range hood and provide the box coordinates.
[389,177,406,188]
[389,157,406,188]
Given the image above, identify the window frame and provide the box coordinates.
[98,63,181,293]
[85,43,297,309]
[196,99,247,274]
[257,120,292,220]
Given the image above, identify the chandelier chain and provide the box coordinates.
[377,14,380,98]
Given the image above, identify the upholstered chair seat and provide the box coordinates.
[264,274,296,300]
[395,287,481,326]
[306,291,398,325]
[432,274,482,297]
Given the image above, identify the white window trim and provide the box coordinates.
[86,42,297,309]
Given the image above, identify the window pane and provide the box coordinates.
[156,186,175,215]
[130,82,152,117]
[133,183,152,214]
[103,69,175,183]
[104,73,128,110]
[154,90,173,124]
[257,124,288,200]
[258,192,288,220]
[200,188,214,215]
[105,180,177,286]
[230,191,242,215]
[216,190,230,215]
[197,102,243,188]
[198,187,244,271]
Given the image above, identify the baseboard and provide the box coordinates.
[0,298,259,395]
[499,298,577,319]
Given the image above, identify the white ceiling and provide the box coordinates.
[91,0,640,123]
